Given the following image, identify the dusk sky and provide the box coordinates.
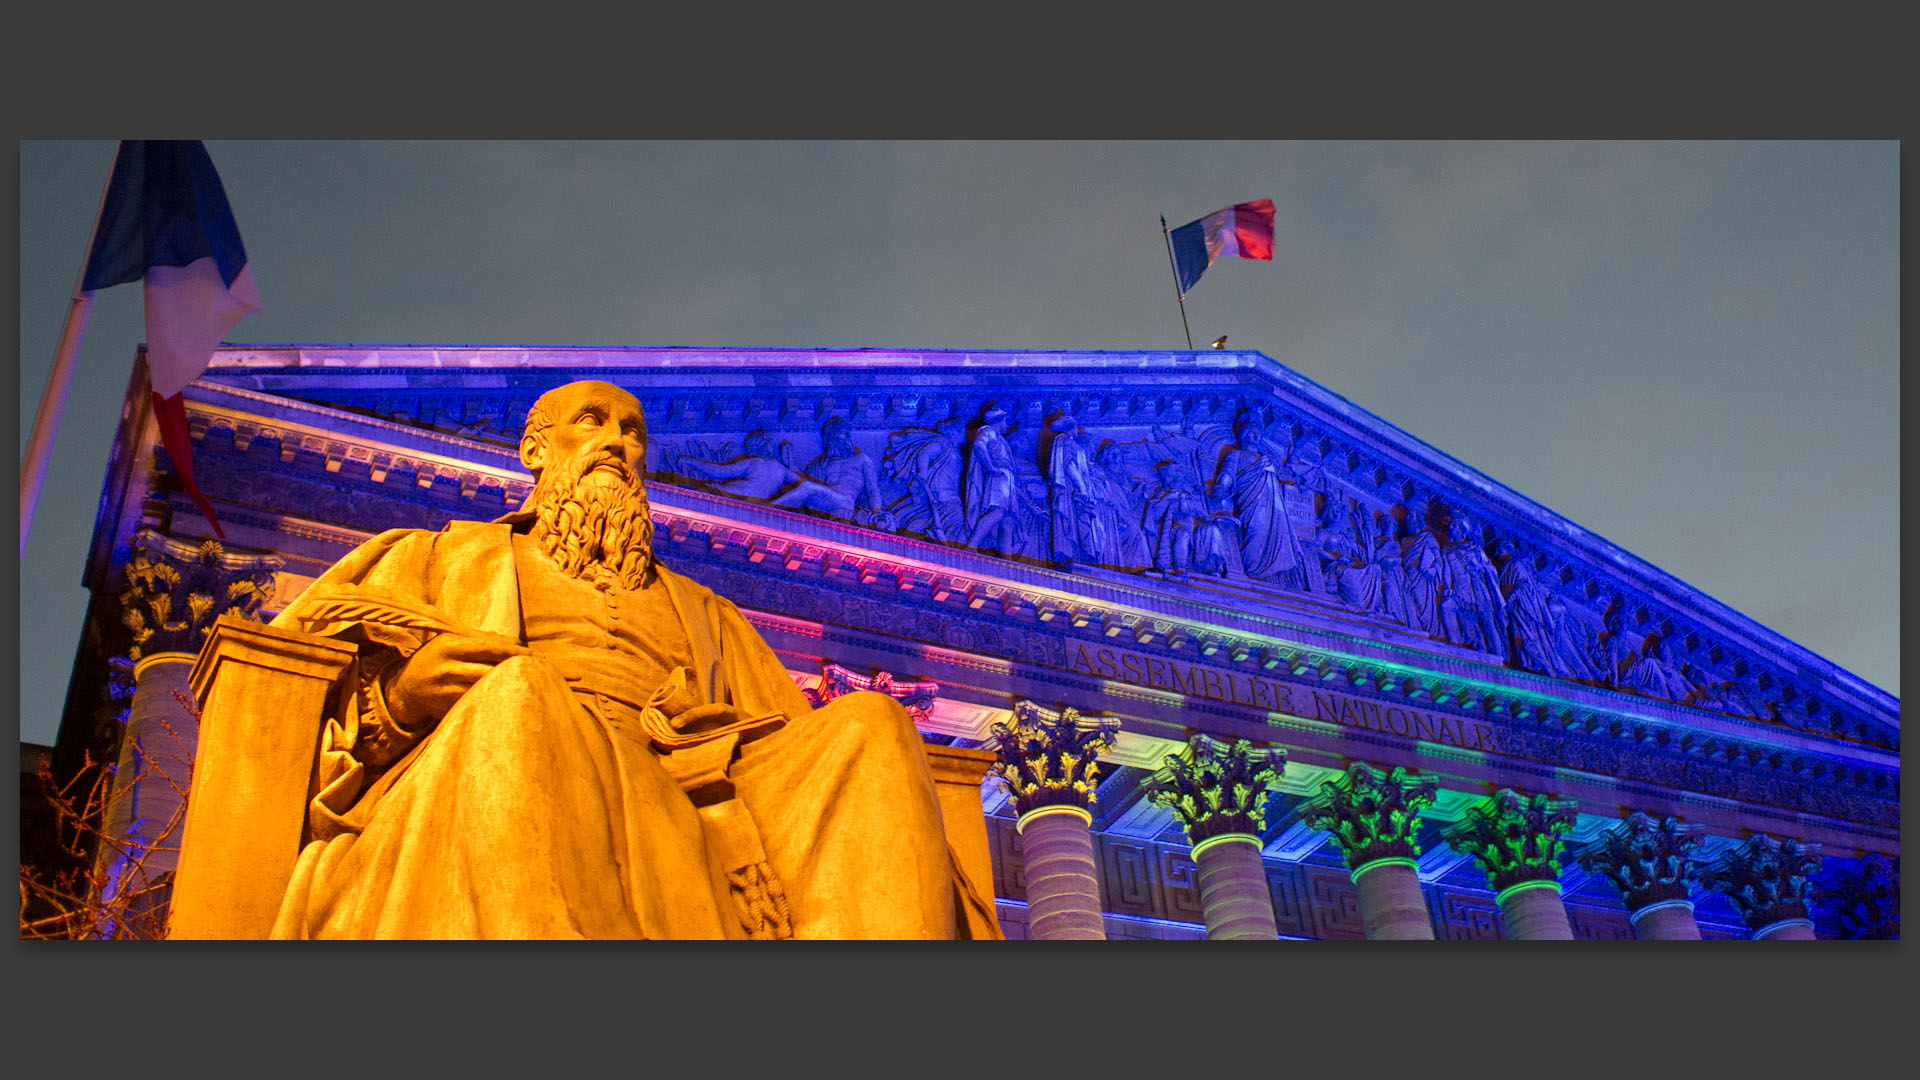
[17,140,1898,748]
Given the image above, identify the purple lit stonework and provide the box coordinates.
[51,344,1899,939]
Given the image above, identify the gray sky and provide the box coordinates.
[17,141,1899,747]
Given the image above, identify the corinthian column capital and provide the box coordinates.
[1298,761,1439,872]
[1144,735,1286,847]
[986,702,1120,822]
[1700,834,1822,937]
[117,530,283,661]
[1574,812,1703,912]
[1443,789,1578,896]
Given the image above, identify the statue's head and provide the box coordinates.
[982,405,1009,433]
[822,416,855,455]
[1448,513,1474,543]
[744,429,776,458]
[522,381,648,489]
[519,380,654,590]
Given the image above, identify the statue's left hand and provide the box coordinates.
[384,631,529,732]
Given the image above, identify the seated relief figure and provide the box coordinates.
[269,380,999,939]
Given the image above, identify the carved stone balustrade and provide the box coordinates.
[987,702,1120,940]
[1144,735,1287,940]
[1298,762,1439,940]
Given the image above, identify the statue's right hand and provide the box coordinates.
[383,631,529,732]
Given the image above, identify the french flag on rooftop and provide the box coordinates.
[82,141,262,536]
[1169,198,1276,296]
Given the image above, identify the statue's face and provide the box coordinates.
[526,381,647,492]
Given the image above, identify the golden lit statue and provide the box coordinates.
[267,380,1000,939]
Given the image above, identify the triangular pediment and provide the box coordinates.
[190,343,1897,760]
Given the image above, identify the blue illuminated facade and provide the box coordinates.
[59,344,1899,939]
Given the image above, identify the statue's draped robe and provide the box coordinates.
[1216,443,1302,586]
[268,519,999,939]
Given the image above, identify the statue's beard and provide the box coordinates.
[526,452,654,592]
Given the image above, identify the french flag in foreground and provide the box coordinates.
[1169,198,1276,296]
[82,141,262,536]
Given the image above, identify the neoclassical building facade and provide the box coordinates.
[55,344,1900,939]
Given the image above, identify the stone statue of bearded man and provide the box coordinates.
[268,380,999,939]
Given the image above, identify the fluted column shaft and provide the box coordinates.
[1017,806,1105,939]
[1351,858,1434,940]
[1498,881,1573,940]
[1629,899,1703,940]
[1193,835,1278,940]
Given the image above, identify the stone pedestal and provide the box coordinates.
[923,744,997,915]
[1193,835,1278,940]
[1351,857,1434,940]
[1017,805,1106,940]
[1497,880,1573,940]
[168,617,357,939]
[1629,899,1703,940]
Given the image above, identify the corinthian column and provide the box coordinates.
[1144,736,1286,940]
[1444,790,1578,940]
[1817,853,1899,941]
[1700,834,1822,940]
[96,531,281,935]
[1299,762,1440,940]
[1574,813,1705,940]
[987,703,1120,940]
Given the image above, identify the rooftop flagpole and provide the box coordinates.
[1160,214,1194,351]
[22,142,123,556]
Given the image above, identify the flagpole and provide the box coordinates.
[21,142,123,556]
[1160,215,1194,350]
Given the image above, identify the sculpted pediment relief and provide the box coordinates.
[193,347,1897,754]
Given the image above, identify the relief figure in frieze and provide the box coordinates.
[1142,460,1233,576]
[1437,512,1507,654]
[1315,499,1390,613]
[1495,541,1600,680]
[964,404,1029,556]
[1046,414,1101,564]
[1210,409,1311,588]
[1091,443,1153,568]
[770,417,893,528]
[1366,512,1408,624]
[882,417,966,542]
[671,429,804,500]
[1399,504,1445,636]
[1621,629,1701,704]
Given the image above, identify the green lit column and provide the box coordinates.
[1144,736,1286,940]
[1700,834,1822,940]
[1574,813,1705,940]
[95,531,281,936]
[987,703,1120,941]
[1299,762,1440,940]
[1444,790,1578,940]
